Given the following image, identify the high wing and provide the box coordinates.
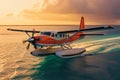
[7,26,113,34]
[57,26,113,34]
[7,28,40,33]
[81,33,104,36]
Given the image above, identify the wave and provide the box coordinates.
[73,36,120,54]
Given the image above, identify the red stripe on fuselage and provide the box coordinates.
[34,32,82,45]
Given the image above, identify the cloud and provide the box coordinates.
[42,0,93,14]
[90,0,120,15]
[21,0,120,24]
[6,13,14,17]
[21,0,93,22]
[87,0,120,24]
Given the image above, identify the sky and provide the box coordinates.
[0,0,120,25]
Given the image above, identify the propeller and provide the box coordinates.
[23,29,37,50]
[26,43,31,50]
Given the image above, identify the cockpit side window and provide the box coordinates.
[41,32,51,36]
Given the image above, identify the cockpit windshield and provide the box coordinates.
[41,32,51,36]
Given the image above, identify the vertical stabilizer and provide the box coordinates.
[80,16,85,30]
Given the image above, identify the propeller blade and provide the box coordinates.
[26,43,30,50]
[32,29,35,37]
[23,40,28,44]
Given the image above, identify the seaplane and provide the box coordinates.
[7,17,113,58]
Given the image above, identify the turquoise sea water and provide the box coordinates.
[31,53,120,80]
[0,25,120,80]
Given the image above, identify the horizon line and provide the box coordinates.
[0,24,119,26]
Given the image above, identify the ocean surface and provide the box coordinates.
[0,25,120,80]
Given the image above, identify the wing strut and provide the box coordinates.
[25,32,31,37]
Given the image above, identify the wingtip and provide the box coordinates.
[104,25,114,29]
[7,28,10,30]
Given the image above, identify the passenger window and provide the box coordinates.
[67,34,69,37]
[65,34,67,37]
[59,34,62,37]
[63,34,65,37]
[51,33,54,37]
[55,34,57,37]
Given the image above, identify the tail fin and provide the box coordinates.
[80,16,85,30]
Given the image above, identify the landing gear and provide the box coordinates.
[46,46,53,50]
[36,45,53,50]
[61,43,72,49]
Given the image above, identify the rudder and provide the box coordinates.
[80,16,85,30]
